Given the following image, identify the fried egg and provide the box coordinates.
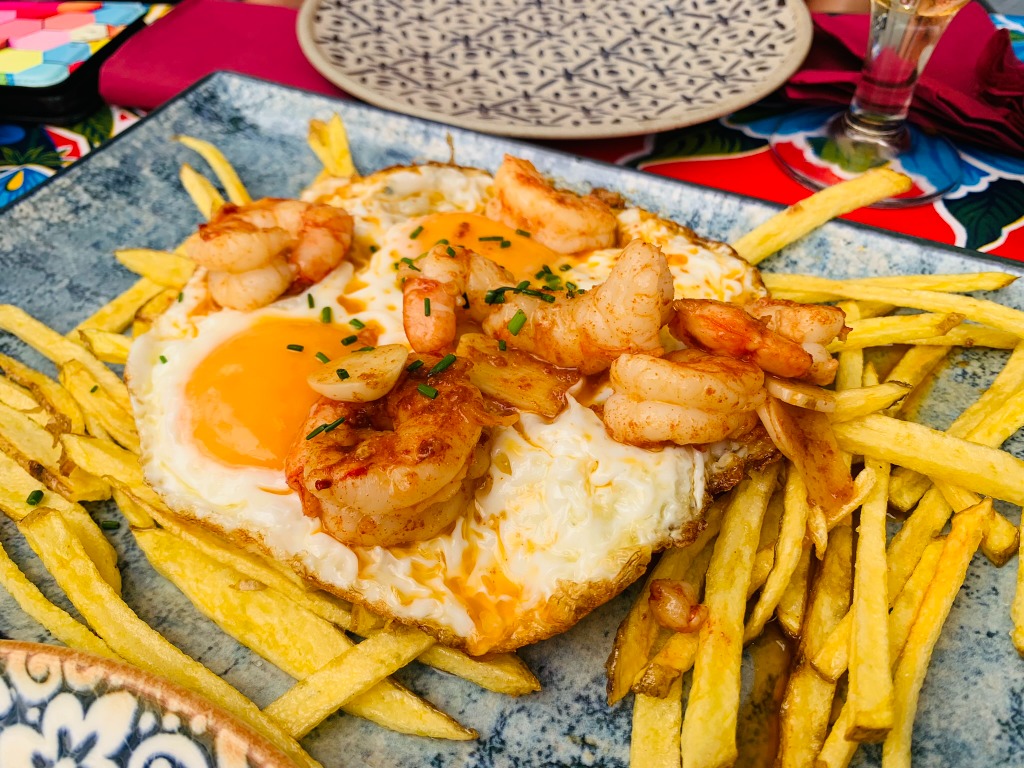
[129,162,759,654]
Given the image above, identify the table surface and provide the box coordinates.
[0,10,1022,260]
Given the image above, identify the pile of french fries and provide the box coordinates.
[0,118,1022,768]
[624,170,1024,768]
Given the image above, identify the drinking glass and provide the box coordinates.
[769,0,971,208]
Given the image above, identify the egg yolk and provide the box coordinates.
[184,318,355,470]
[412,212,561,280]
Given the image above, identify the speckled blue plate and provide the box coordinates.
[0,72,1022,768]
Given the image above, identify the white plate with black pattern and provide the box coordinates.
[297,0,813,139]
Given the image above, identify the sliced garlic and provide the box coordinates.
[765,374,837,413]
[308,344,409,402]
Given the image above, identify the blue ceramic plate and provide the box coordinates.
[0,72,1022,767]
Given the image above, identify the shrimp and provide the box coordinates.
[285,355,492,547]
[483,239,674,374]
[485,155,617,254]
[668,298,847,385]
[184,198,354,311]
[399,244,513,354]
[603,349,765,446]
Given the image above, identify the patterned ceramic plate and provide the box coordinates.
[296,0,813,139]
[0,73,1022,767]
[0,641,294,767]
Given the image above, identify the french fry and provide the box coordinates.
[980,507,1020,568]
[115,248,196,289]
[134,289,179,332]
[76,329,131,366]
[826,312,963,353]
[764,271,1016,301]
[180,162,225,220]
[882,501,991,768]
[0,451,120,592]
[606,497,727,705]
[308,115,357,178]
[832,414,1024,506]
[175,135,252,205]
[823,465,878,530]
[731,168,911,265]
[830,382,910,422]
[0,352,85,434]
[0,376,42,416]
[0,536,117,660]
[680,465,779,768]
[1013,510,1024,656]
[736,627,792,768]
[61,434,163,509]
[70,278,166,337]
[816,540,945,767]
[110,487,156,528]
[59,361,140,452]
[415,645,540,697]
[776,544,812,638]
[846,458,893,742]
[19,508,322,768]
[833,302,862,394]
[775,525,852,768]
[133,527,475,739]
[902,325,1018,350]
[0,305,131,412]
[631,676,684,768]
[883,345,950,420]
[263,624,438,739]
[745,467,810,642]
[886,487,952,599]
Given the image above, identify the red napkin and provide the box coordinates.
[99,0,344,109]
[785,4,1024,156]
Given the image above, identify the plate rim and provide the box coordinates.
[1,70,1015,277]
[295,0,815,140]
[0,639,296,767]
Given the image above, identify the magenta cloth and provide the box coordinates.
[785,4,1024,155]
[99,0,344,109]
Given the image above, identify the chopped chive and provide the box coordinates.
[507,309,527,336]
[342,335,358,346]
[478,235,504,242]
[484,289,507,305]
[349,318,365,329]
[429,353,457,376]
[369,245,379,253]
[409,225,424,239]
[307,294,315,308]
[337,368,350,380]
[100,520,120,531]
[89,385,99,393]
[424,297,431,316]
[159,355,168,364]
[287,344,305,352]
[305,424,327,440]
[400,257,421,272]
[445,246,457,258]
[500,239,512,249]
[535,292,556,303]
[565,281,578,291]
[515,280,530,291]
[417,383,439,399]
[406,360,425,372]
[535,270,547,279]
[177,292,184,302]
[26,490,43,506]
[320,307,333,324]
[435,238,449,245]
[515,229,531,238]
[392,262,400,271]
[498,339,507,351]
[315,352,330,364]
[323,416,346,432]
[357,346,375,352]
[559,263,572,272]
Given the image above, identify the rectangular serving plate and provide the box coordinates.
[1,72,1022,768]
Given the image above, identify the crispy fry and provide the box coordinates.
[60,434,163,510]
[606,497,727,705]
[776,544,812,638]
[632,677,684,768]
[0,451,120,592]
[264,624,438,739]
[846,458,893,742]
[19,507,321,768]
[0,305,131,412]
[110,487,156,528]
[764,271,1016,301]
[0,375,42,416]
[824,465,877,530]
[830,382,910,422]
[0,536,117,660]
[76,329,131,366]
[826,312,963,353]
[133,527,474,739]
[882,501,991,768]
[833,414,1024,506]
[680,465,779,768]
[731,169,911,265]
[308,115,357,178]
[1014,511,1024,656]
[70,278,166,337]
[0,352,85,434]
[981,508,1020,568]
[180,162,226,220]
[737,626,792,768]
[115,248,196,289]
[134,289,179,335]
[59,361,140,452]
[902,325,1018,350]
[417,645,540,697]
[833,302,862,394]
[175,135,252,205]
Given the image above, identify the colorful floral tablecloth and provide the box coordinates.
[2,13,1022,260]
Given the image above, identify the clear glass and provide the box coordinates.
[770,0,971,207]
